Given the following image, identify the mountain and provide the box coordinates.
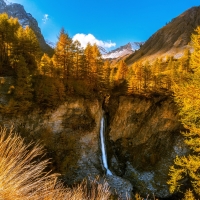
[102,42,143,59]
[0,0,53,55]
[126,6,200,65]
[98,46,108,55]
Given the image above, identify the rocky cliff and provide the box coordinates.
[0,78,187,199]
[107,95,187,198]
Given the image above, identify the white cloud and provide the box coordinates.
[72,33,116,49]
[42,14,49,24]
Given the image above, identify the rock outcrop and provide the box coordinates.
[107,95,188,198]
[0,91,133,199]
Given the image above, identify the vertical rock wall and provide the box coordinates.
[107,95,188,198]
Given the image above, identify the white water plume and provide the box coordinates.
[100,115,112,175]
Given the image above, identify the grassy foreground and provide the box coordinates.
[0,127,111,200]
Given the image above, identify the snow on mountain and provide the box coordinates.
[0,0,6,9]
[98,46,108,55]
[46,40,56,48]
[4,0,11,5]
[102,42,144,59]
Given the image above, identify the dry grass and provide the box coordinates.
[0,127,111,200]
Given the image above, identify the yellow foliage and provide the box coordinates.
[182,189,196,200]
[168,26,200,198]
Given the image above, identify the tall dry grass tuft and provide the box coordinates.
[0,127,111,200]
[0,126,64,199]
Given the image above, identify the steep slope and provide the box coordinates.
[0,0,53,55]
[107,95,186,198]
[126,6,200,65]
[102,42,143,59]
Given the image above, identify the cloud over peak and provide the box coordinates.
[72,33,116,49]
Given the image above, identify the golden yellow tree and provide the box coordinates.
[54,28,73,79]
[39,53,54,76]
[115,60,128,82]
[167,26,200,199]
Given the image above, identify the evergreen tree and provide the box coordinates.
[167,26,200,198]
[14,26,40,74]
[0,13,20,75]
[72,40,83,79]
[54,28,73,80]
[115,60,128,82]
[13,55,33,112]
[127,64,137,93]
[92,43,104,88]
[134,62,143,92]
[101,60,111,90]
[39,53,53,76]
[109,67,116,88]
[34,76,65,109]
[151,58,162,89]
[84,42,93,83]
[143,61,151,90]
[190,26,200,71]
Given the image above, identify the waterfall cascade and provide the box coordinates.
[100,115,112,175]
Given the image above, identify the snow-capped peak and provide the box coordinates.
[46,40,55,48]
[102,42,144,59]
[4,0,11,5]
[130,42,143,51]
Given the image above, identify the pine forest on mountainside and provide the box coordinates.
[0,5,200,199]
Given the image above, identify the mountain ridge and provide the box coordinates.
[102,42,144,59]
[125,6,200,65]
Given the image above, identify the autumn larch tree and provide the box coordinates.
[54,28,73,80]
[167,26,200,199]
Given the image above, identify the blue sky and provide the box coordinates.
[9,0,199,50]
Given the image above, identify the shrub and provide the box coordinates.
[0,127,111,200]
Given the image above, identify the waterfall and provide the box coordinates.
[100,115,112,175]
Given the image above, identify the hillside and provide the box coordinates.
[0,0,53,55]
[125,6,200,65]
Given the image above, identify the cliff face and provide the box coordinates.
[1,97,102,182]
[107,95,188,197]
[0,79,187,198]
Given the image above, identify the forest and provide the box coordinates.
[0,12,191,114]
[0,12,200,199]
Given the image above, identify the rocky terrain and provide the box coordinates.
[107,95,188,198]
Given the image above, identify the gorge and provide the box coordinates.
[0,78,188,199]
